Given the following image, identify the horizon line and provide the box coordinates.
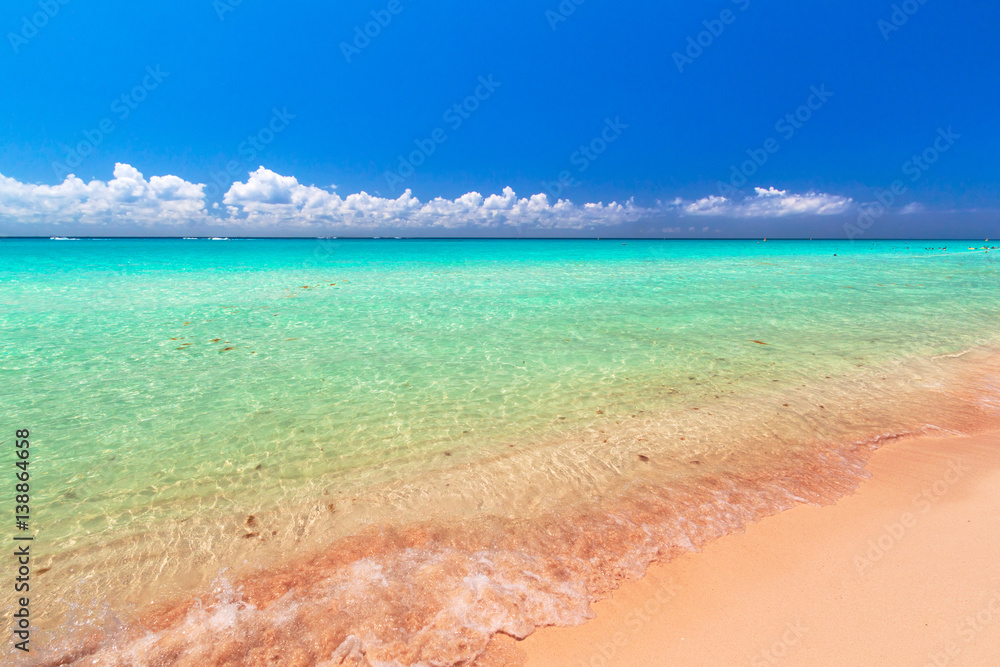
[0,236,991,242]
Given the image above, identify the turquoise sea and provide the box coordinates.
[2,238,999,665]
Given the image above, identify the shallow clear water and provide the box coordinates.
[2,238,998,665]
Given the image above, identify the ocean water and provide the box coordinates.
[2,238,999,665]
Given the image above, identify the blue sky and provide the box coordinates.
[1,0,997,237]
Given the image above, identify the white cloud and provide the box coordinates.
[0,163,207,227]
[682,187,854,217]
[0,163,864,233]
[899,202,925,215]
[222,167,645,230]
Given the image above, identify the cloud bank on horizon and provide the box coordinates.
[0,163,866,234]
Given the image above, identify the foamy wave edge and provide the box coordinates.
[36,426,961,667]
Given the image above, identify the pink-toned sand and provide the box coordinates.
[520,432,1000,666]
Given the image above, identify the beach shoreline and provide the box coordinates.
[30,346,1000,666]
[520,430,1000,666]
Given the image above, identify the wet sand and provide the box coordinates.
[521,431,1000,666]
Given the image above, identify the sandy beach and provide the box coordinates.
[521,430,1000,667]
